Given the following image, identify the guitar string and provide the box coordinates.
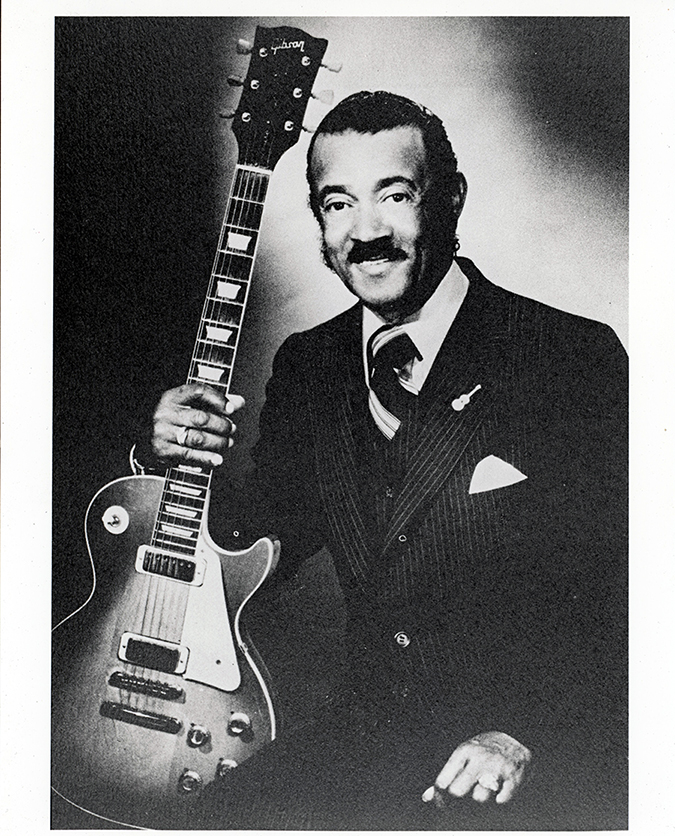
[135,120,276,692]
[139,137,262,679]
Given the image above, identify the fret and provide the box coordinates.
[190,363,231,385]
[192,342,234,367]
[233,167,270,203]
[163,505,199,519]
[223,228,259,256]
[166,482,203,499]
[152,536,196,556]
[160,523,198,540]
[227,198,264,230]
[218,246,254,260]
[209,283,245,303]
[166,467,210,484]
[202,318,238,336]
[202,303,244,333]
[199,326,236,346]
[158,513,201,532]
[162,500,205,519]
[229,192,265,206]
[213,252,252,282]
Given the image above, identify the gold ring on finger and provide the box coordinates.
[477,774,500,791]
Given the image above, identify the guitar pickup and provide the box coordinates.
[118,632,189,675]
[135,545,205,586]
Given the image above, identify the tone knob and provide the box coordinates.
[216,758,239,778]
[186,724,211,748]
[227,712,252,736]
[178,769,202,794]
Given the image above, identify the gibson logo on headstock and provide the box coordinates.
[271,37,305,55]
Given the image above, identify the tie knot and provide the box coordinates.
[368,328,421,379]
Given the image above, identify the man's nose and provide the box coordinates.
[351,203,390,241]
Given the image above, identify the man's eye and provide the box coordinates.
[386,192,411,204]
[324,200,348,213]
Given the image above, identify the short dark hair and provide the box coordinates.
[306,90,467,253]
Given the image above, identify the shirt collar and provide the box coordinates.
[362,258,469,383]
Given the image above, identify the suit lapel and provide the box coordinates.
[305,263,517,572]
[305,306,375,587]
[382,265,513,553]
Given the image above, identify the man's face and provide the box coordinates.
[310,126,448,321]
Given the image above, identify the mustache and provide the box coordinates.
[347,238,407,264]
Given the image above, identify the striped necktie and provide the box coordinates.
[367,325,422,440]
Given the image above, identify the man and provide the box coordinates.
[139,92,627,829]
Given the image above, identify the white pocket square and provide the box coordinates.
[469,455,527,494]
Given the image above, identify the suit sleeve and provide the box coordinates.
[210,333,328,581]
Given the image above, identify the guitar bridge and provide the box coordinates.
[108,670,184,701]
[100,701,182,734]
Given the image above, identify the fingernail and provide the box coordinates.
[422,786,434,803]
[212,454,223,466]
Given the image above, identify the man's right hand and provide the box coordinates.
[147,384,244,468]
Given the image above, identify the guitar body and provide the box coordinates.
[52,475,279,829]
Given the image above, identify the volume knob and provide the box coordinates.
[227,712,252,736]
[178,769,202,794]
[186,724,211,748]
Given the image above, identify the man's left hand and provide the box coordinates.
[423,731,532,806]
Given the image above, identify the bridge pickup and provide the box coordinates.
[100,701,182,734]
[108,671,184,701]
[136,545,205,586]
[118,632,189,675]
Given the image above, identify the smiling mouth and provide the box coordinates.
[353,257,402,275]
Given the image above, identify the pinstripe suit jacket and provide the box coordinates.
[217,257,627,764]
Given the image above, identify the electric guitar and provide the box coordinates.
[51,25,330,830]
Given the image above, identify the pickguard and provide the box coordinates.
[180,539,241,691]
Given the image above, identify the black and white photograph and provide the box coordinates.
[2,5,673,835]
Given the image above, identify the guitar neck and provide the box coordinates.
[148,24,329,554]
[148,165,272,554]
[187,164,272,397]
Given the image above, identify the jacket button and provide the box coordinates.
[394,631,411,647]
[398,534,407,543]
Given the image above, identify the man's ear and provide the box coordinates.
[451,172,468,219]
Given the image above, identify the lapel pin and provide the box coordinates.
[452,384,482,412]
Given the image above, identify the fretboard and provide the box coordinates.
[152,164,272,558]
[187,164,272,396]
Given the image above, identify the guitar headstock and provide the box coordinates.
[231,26,329,170]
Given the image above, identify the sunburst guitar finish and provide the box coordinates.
[52,475,279,829]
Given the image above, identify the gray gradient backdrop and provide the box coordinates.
[51,16,628,828]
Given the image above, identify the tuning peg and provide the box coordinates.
[312,89,334,106]
[236,39,253,55]
[321,58,343,73]
[227,75,245,87]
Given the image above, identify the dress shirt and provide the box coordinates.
[362,258,469,391]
